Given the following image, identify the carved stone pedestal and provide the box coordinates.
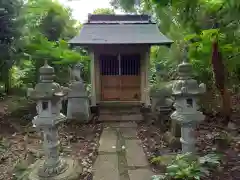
[29,158,82,180]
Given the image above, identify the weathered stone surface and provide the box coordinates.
[99,114,143,121]
[171,52,206,153]
[120,128,137,139]
[67,81,90,122]
[100,107,140,114]
[128,169,154,180]
[163,131,181,150]
[119,122,138,128]
[98,114,122,121]
[98,128,117,153]
[125,139,149,167]
[28,158,82,180]
[121,114,143,121]
[67,63,90,122]
[67,96,90,121]
[28,62,80,180]
[105,122,137,128]
[93,123,153,180]
[93,154,119,180]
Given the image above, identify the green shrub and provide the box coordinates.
[151,152,221,180]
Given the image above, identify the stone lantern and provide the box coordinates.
[150,63,174,114]
[67,63,90,122]
[27,61,81,180]
[170,47,206,153]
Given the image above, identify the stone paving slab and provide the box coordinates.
[125,139,149,167]
[104,122,138,128]
[99,114,122,121]
[121,114,143,121]
[128,169,154,180]
[93,154,119,180]
[94,122,152,180]
[120,128,138,139]
[98,128,117,153]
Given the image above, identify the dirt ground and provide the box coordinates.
[137,114,240,180]
[0,96,102,180]
[0,96,239,180]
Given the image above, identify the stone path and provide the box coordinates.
[93,122,154,180]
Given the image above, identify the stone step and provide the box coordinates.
[98,114,143,122]
[99,107,141,114]
[99,102,141,108]
[100,112,140,115]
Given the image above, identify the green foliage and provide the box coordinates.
[0,0,87,94]
[25,35,82,63]
[0,0,25,93]
[25,0,79,39]
[12,159,32,180]
[0,0,239,111]
[110,0,136,12]
[112,0,240,115]
[93,8,115,14]
[38,1,79,40]
[10,66,25,88]
[21,34,90,85]
[151,153,221,180]
[186,28,240,86]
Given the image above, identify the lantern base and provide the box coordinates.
[28,158,82,180]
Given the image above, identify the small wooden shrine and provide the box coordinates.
[69,14,173,109]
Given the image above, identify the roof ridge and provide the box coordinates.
[85,22,156,25]
[87,14,152,23]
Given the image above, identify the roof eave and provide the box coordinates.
[69,42,173,47]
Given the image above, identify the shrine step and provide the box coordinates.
[98,113,143,122]
[97,102,144,122]
[100,108,140,115]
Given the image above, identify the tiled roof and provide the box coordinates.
[69,23,173,45]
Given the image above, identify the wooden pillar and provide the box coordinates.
[90,51,96,106]
[145,48,151,107]
[95,53,100,103]
[140,53,145,103]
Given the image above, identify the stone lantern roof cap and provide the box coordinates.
[177,45,193,79]
[29,61,67,100]
[177,62,192,78]
[172,47,206,96]
[39,60,54,74]
[172,79,202,96]
[31,82,65,100]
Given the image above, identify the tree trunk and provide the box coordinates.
[211,39,231,124]
[2,63,11,95]
[219,87,231,124]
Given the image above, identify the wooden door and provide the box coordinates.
[100,54,141,101]
[100,55,121,100]
[120,54,141,101]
